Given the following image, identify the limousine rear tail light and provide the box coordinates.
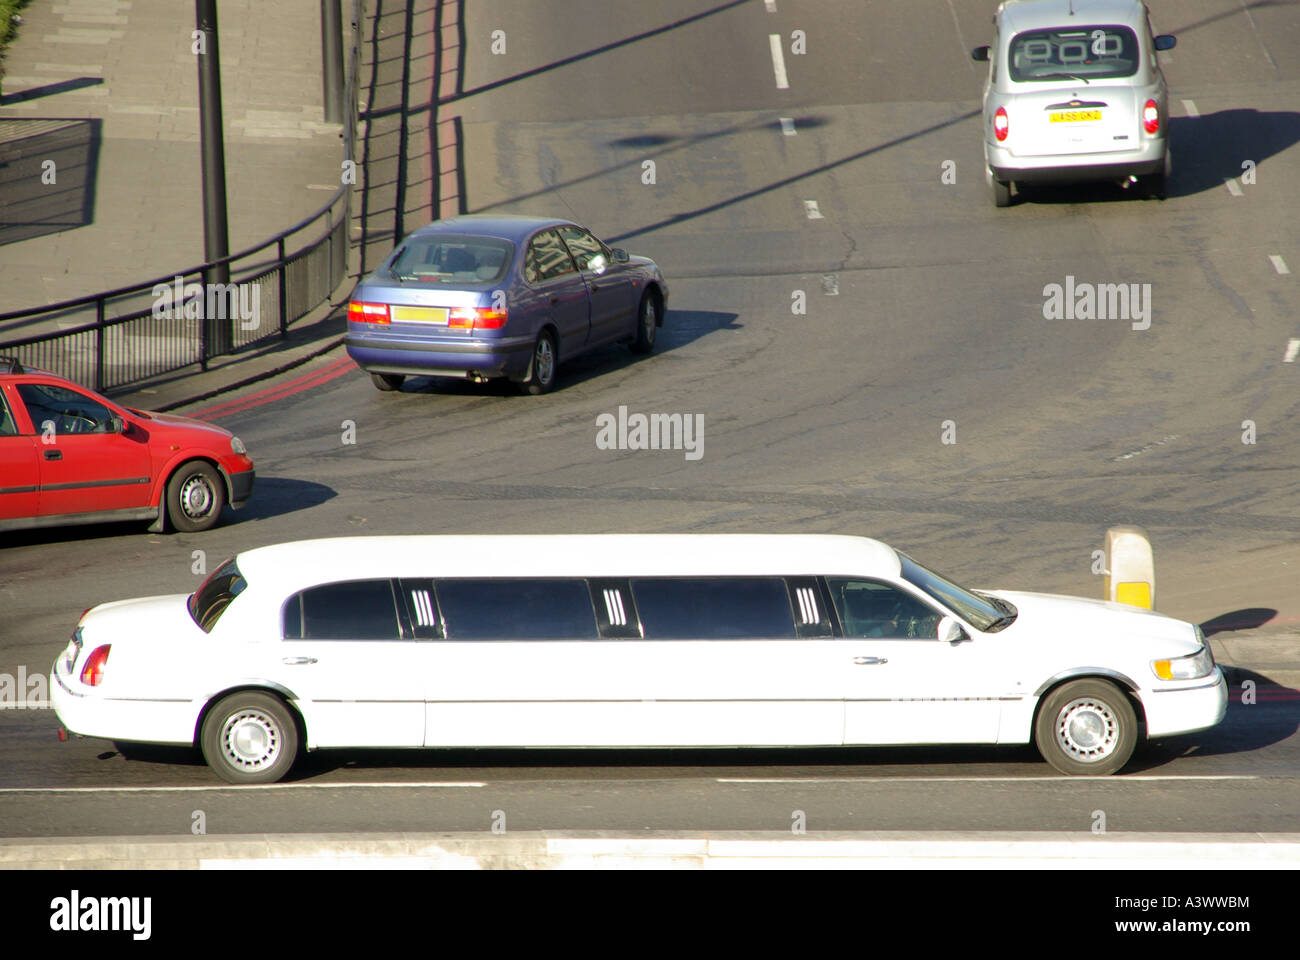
[347,301,391,325]
[448,306,508,331]
[80,645,111,687]
[1142,99,1160,135]
[993,106,1009,142]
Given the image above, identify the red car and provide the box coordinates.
[0,358,254,533]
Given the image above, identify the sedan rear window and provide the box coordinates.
[188,558,248,633]
[1008,26,1139,82]
[388,235,513,284]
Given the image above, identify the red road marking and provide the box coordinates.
[188,355,358,419]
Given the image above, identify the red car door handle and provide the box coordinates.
[43,449,62,461]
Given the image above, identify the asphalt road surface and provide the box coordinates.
[2,0,1298,837]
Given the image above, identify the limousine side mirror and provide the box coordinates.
[1154,35,1176,52]
[937,616,968,644]
[971,45,990,62]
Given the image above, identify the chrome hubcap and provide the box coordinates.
[643,301,656,340]
[1055,697,1119,762]
[179,474,215,518]
[220,709,281,771]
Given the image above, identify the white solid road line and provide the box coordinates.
[716,774,1265,783]
[0,782,488,793]
[1269,254,1290,275]
[768,33,789,90]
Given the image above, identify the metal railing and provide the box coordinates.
[0,0,362,395]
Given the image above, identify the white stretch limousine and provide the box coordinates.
[51,535,1227,783]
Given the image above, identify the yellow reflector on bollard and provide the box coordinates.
[1116,581,1152,609]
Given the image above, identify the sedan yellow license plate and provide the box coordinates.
[1050,110,1102,123]
[390,305,450,324]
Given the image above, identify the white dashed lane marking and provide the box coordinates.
[803,200,823,219]
[1270,255,1290,275]
[1224,178,1243,197]
[768,34,789,90]
[780,117,795,136]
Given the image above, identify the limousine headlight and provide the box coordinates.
[1152,646,1214,681]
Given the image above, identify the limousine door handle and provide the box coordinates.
[282,656,318,665]
[853,657,888,665]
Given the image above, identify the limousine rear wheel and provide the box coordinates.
[1035,679,1137,776]
[201,692,299,784]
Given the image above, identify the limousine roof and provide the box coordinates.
[234,535,902,591]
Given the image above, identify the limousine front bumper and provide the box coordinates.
[1140,667,1228,738]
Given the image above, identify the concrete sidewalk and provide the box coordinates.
[0,0,344,309]
[2,830,1298,869]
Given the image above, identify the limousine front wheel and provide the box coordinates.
[201,692,299,784]
[1034,679,1137,776]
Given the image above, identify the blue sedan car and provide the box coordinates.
[346,215,669,394]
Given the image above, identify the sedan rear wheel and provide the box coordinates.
[201,692,299,784]
[519,330,557,395]
[371,372,405,392]
[1034,679,1137,776]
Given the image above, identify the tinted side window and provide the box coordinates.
[524,230,577,283]
[0,390,17,436]
[631,578,796,640]
[556,226,609,271]
[17,383,114,435]
[827,578,943,640]
[436,579,597,640]
[286,579,402,640]
[188,558,247,633]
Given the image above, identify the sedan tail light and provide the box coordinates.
[347,301,391,325]
[994,106,1009,142]
[1142,99,1160,134]
[80,645,111,686]
[448,307,508,331]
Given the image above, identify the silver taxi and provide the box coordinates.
[971,0,1176,206]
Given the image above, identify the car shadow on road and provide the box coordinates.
[1200,607,1277,637]
[394,309,741,396]
[1127,668,1300,772]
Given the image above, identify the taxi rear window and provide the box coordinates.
[1009,26,1139,82]
[189,558,248,633]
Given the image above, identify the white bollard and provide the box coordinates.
[1103,525,1155,610]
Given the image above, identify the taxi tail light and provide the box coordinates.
[448,307,508,331]
[347,301,391,325]
[80,645,111,687]
[994,106,1009,142]
[1142,100,1160,134]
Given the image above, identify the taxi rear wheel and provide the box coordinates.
[1034,679,1138,776]
[166,461,225,533]
[201,692,299,784]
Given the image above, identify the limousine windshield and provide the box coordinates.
[898,554,1010,632]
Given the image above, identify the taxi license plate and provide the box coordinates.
[1050,110,1101,123]
[390,305,450,324]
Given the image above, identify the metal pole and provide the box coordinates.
[321,0,344,123]
[195,0,232,357]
